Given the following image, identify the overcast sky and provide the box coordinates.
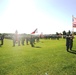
[0,0,76,34]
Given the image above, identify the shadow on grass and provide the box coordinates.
[34,46,41,48]
[41,41,44,43]
[68,50,76,54]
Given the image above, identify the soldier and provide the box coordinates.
[66,34,70,51]
[66,34,73,51]
[26,37,29,45]
[18,35,20,46]
[69,34,73,50]
[30,36,34,47]
[1,34,4,45]
[12,30,18,46]
[12,34,16,46]
[12,33,20,47]
[21,34,25,45]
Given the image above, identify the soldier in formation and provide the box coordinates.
[12,34,20,46]
[66,34,73,51]
[21,34,25,46]
[30,36,35,47]
[12,30,20,47]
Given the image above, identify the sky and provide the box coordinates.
[0,0,76,34]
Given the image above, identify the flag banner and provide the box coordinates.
[31,28,37,34]
[72,15,76,28]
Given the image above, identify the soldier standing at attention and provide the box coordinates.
[21,34,25,46]
[1,34,4,45]
[69,34,73,50]
[30,36,34,47]
[66,34,70,52]
[12,30,20,46]
[66,34,74,51]
[26,37,29,45]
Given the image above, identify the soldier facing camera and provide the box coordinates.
[66,34,73,51]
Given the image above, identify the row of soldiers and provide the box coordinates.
[0,31,74,52]
[12,34,40,47]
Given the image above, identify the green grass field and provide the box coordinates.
[0,38,76,75]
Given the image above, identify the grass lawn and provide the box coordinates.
[0,38,76,75]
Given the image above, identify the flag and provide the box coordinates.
[72,15,76,28]
[31,28,37,34]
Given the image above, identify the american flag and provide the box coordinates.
[72,15,76,28]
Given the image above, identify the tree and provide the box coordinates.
[56,32,58,35]
[63,31,66,35]
[68,30,71,35]
[63,30,66,39]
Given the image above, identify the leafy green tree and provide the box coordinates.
[68,30,71,35]
[63,31,66,35]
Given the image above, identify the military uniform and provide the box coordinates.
[30,36,34,47]
[12,34,20,46]
[69,34,73,50]
[12,35,16,46]
[66,34,73,51]
[0,34,4,45]
[26,37,29,45]
[66,35,70,51]
[21,35,25,45]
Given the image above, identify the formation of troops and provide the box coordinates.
[12,34,39,47]
[12,30,39,47]
[0,30,75,52]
